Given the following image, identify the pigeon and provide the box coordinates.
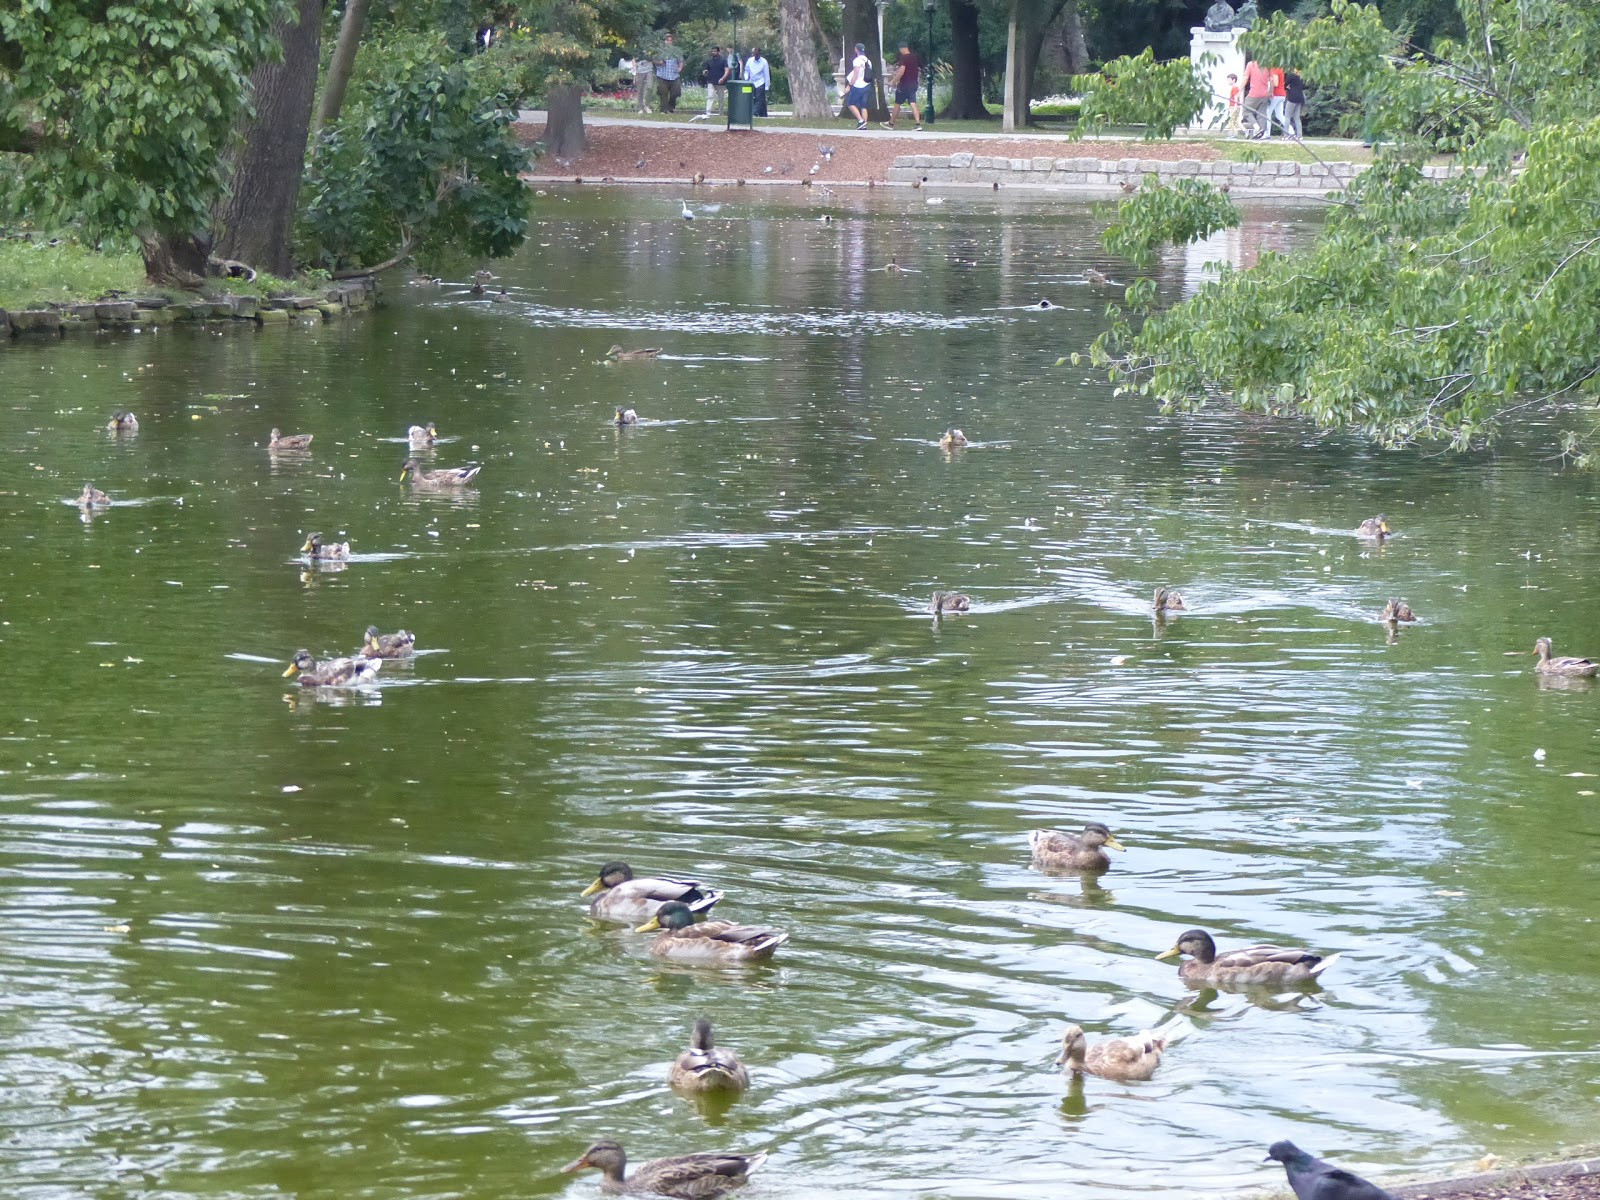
[636,157,647,170]
[1266,1142,1398,1200]
[809,163,820,175]
[1120,180,1138,194]
[818,142,835,161]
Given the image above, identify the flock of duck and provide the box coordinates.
[80,404,1589,1199]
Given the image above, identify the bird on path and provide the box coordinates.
[818,143,835,161]
[1266,1141,1397,1200]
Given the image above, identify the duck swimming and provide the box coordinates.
[362,626,416,658]
[1153,586,1186,614]
[1534,636,1597,677]
[615,407,639,426]
[1356,514,1392,540]
[281,651,381,687]
[1381,599,1416,623]
[581,862,724,923]
[407,422,439,446]
[635,900,787,965]
[938,428,969,449]
[301,532,351,560]
[607,345,662,362]
[1056,1023,1166,1081]
[1157,929,1339,988]
[106,411,138,432]
[400,459,481,487]
[268,427,313,450]
[561,1141,768,1198]
[78,484,111,506]
[668,1018,750,1094]
[1029,823,1125,873]
[931,591,971,614]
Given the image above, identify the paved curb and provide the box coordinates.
[1389,1155,1600,1198]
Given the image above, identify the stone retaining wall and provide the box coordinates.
[886,152,1429,194]
[0,277,379,343]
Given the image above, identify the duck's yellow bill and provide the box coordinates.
[300,537,314,553]
[635,916,662,933]
[579,879,604,898]
[1155,945,1179,960]
[398,468,410,481]
[560,1156,589,1174]
[282,663,299,677]
[1105,836,1126,852]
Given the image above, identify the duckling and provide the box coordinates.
[939,428,969,449]
[1084,268,1109,286]
[635,900,788,965]
[268,427,313,450]
[106,410,139,432]
[301,532,351,560]
[1356,514,1392,540]
[407,422,439,447]
[581,861,723,923]
[1156,928,1339,988]
[362,626,416,658]
[607,344,663,362]
[669,1018,750,1094]
[78,484,111,507]
[561,1141,768,1199]
[400,459,481,487]
[930,591,971,614]
[1381,599,1416,624]
[281,650,382,687]
[1534,636,1598,677]
[615,407,639,426]
[1056,1023,1166,1081]
[1029,823,1125,872]
[1153,586,1186,614]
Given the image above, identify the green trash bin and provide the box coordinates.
[726,80,755,129]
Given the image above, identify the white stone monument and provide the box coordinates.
[1189,24,1244,133]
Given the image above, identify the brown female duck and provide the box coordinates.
[931,591,971,614]
[1056,1023,1167,1081]
[561,1140,767,1197]
[1356,515,1392,541]
[362,626,416,658]
[268,428,313,450]
[1381,599,1416,623]
[668,1018,750,1094]
[78,484,111,507]
[607,345,662,362]
[1534,636,1597,677]
[106,411,139,432]
[301,532,351,560]
[1156,928,1339,988]
[1153,586,1186,614]
[938,428,969,449]
[1029,823,1125,873]
[281,651,381,687]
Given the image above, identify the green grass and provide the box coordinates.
[1214,138,1374,164]
[0,238,146,311]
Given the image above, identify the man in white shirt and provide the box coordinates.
[744,48,770,116]
[844,41,873,129]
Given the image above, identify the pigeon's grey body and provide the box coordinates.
[1267,1141,1397,1200]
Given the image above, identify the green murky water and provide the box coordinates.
[2,188,1598,1200]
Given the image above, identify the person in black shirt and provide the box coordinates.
[1283,69,1306,139]
[701,46,731,117]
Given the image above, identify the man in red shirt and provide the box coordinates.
[1242,57,1271,140]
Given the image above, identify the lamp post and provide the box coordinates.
[923,0,935,124]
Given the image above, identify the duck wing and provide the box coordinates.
[1029,829,1084,857]
[632,1151,768,1198]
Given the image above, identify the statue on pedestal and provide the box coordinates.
[1232,0,1259,28]
[1203,1,1237,31]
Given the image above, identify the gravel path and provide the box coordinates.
[517,122,1220,184]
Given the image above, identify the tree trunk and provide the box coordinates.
[942,0,989,120]
[1062,0,1088,75]
[140,232,211,289]
[777,0,831,118]
[213,0,322,277]
[1002,0,1020,130]
[313,0,370,135]
[544,83,587,161]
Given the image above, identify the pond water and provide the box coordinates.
[2,187,1598,1200]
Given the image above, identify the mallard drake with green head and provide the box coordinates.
[281,650,382,687]
[1534,636,1598,677]
[78,484,111,507]
[408,423,439,447]
[636,901,787,965]
[669,1018,750,1094]
[301,532,351,560]
[1157,928,1339,988]
[607,345,662,362]
[938,428,969,449]
[1056,1023,1167,1081]
[561,1140,767,1198]
[1153,586,1186,614]
[1029,823,1125,873]
[615,407,639,426]
[1356,515,1392,541]
[1381,599,1416,623]
[931,591,971,614]
[106,411,139,432]
[362,626,416,658]
[269,428,313,450]
[581,862,723,923]
[400,459,481,487]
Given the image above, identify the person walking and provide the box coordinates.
[633,50,654,114]
[1224,72,1241,135]
[702,45,730,117]
[654,34,682,114]
[1267,64,1287,137]
[885,41,922,130]
[844,41,873,130]
[1241,55,1271,139]
[744,47,770,117]
[1283,68,1305,139]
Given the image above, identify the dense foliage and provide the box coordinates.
[0,0,285,243]
[1087,0,1600,461]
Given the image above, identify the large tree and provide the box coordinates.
[1081,0,1600,461]
[777,0,831,119]
[0,0,285,284]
